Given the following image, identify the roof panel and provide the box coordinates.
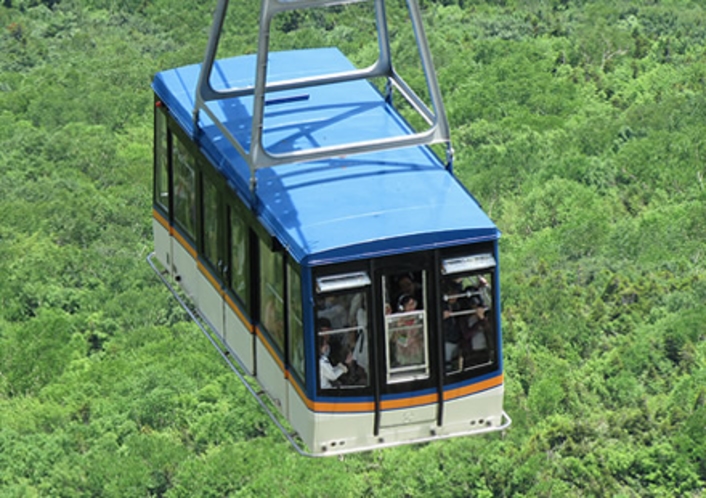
[153,48,498,264]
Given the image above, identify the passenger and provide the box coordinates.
[461,297,490,367]
[462,275,491,309]
[397,294,418,313]
[317,295,348,330]
[322,307,368,387]
[394,274,423,309]
[442,281,462,367]
[338,341,368,387]
[347,292,364,330]
[352,306,369,371]
[390,294,424,367]
[318,320,352,389]
[469,304,488,350]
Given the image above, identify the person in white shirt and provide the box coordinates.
[318,319,352,389]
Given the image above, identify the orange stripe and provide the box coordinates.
[153,208,197,266]
[289,375,374,412]
[256,326,285,372]
[289,376,312,408]
[224,293,253,334]
[443,373,504,401]
[381,392,439,410]
[153,208,169,231]
[303,374,504,414]
[197,260,223,296]
[310,399,376,413]
[173,228,197,258]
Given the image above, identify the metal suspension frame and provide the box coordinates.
[192,0,454,193]
[170,0,512,457]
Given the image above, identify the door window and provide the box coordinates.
[382,271,429,384]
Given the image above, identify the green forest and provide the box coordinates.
[1,0,705,495]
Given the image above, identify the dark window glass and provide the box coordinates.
[288,265,304,379]
[316,288,370,390]
[230,207,250,308]
[260,240,284,351]
[441,272,495,376]
[173,137,196,238]
[154,110,169,211]
[202,179,218,266]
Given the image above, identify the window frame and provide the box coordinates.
[259,238,285,354]
[287,258,305,383]
[382,271,430,384]
[438,243,499,383]
[225,201,251,312]
[153,103,170,214]
[313,264,373,396]
[171,134,197,240]
[200,171,221,269]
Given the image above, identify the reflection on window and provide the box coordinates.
[288,265,304,380]
[230,208,249,308]
[173,138,196,238]
[441,272,495,376]
[260,240,284,351]
[154,110,169,212]
[202,179,218,266]
[316,290,369,390]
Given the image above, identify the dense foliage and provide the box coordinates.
[1,0,704,496]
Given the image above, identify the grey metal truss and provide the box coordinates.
[192,0,454,192]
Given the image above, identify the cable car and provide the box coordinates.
[148,0,510,456]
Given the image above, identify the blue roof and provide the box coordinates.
[152,48,499,265]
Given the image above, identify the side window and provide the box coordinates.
[154,109,169,212]
[173,137,196,239]
[441,253,496,377]
[202,177,218,266]
[316,272,371,391]
[288,264,304,380]
[260,240,284,351]
[229,207,250,307]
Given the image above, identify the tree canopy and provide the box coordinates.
[0,0,704,496]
